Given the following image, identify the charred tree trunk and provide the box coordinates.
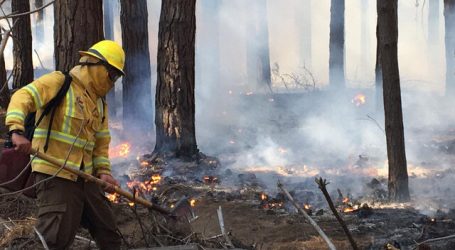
[375,20,383,113]
[296,0,312,69]
[0,33,9,110]
[329,0,345,88]
[104,0,116,118]
[377,0,410,202]
[445,0,455,97]
[120,0,153,131]
[154,0,198,158]
[246,0,272,91]
[34,0,44,44]
[12,0,34,89]
[54,0,104,72]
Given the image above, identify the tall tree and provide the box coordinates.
[329,0,345,88]
[120,0,152,131]
[445,0,455,97]
[375,21,383,113]
[154,0,198,158]
[104,0,117,118]
[296,0,312,69]
[34,0,44,44]
[54,0,104,72]
[377,0,410,202]
[246,0,272,91]
[12,0,34,89]
[0,34,9,110]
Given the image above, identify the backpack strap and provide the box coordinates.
[33,72,72,152]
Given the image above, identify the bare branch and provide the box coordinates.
[0,0,55,20]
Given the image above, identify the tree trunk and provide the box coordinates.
[120,0,153,131]
[329,0,345,88]
[375,19,383,113]
[154,0,198,158]
[12,0,34,89]
[34,0,44,44]
[377,0,410,202]
[445,0,455,97]
[54,0,104,72]
[296,0,312,69]
[429,0,440,43]
[0,33,9,110]
[246,0,272,91]
[104,0,116,118]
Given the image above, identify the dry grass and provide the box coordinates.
[0,218,36,247]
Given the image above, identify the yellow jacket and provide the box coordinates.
[6,57,113,181]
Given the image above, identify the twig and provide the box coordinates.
[74,235,92,243]
[417,234,455,246]
[277,181,337,250]
[130,192,151,247]
[0,0,55,20]
[33,226,50,250]
[366,114,386,135]
[34,49,45,69]
[315,177,359,250]
[217,206,234,248]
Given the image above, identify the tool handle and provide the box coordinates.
[30,148,171,215]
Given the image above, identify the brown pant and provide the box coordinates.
[34,173,121,250]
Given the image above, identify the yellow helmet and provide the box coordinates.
[79,40,125,75]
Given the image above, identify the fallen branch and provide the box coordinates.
[417,234,455,246]
[277,181,336,250]
[315,177,359,250]
[33,227,49,250]
[217,206,234,248]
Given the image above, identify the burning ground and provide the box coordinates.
[2,92,455,249]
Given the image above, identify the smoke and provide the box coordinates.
[2,0,454,212]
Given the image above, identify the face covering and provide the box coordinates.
[75,56,116,97]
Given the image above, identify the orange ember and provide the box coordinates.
[343,197,350,203]
[126,174,162,194]
[109,142,131,158]
[190,199,196,207]
[260,193,268,200]
[344,207,355,213]
[106,193,120,203]
[352,93,366,107]
[304,204,311,210]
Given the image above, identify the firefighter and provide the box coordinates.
[5,40,124,249]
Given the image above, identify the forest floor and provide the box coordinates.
[1,180,455,250]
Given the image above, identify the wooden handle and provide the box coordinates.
[30,148,171,215]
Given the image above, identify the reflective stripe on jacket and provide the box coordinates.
[6,64,112,181]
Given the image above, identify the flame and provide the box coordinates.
[304,204,311,210]
[106,193,120,203]
[109,142,131,158]
[260,193,268,201]
[344,207,355,213]
[190,199,196,207]
[128,202,135,207]
[127,174,162,194]
[352,93,366,106]
[343,197,350,203]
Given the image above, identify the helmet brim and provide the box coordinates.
[79,51,125,76]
